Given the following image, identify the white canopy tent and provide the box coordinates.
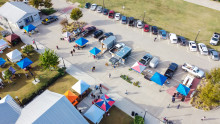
[0,39,10,52]
[84,104,105,124]
[6,49,22,62]
[71,80,90,95]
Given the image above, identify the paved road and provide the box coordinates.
[184,0,220,11]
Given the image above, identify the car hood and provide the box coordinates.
[197,70,205,77]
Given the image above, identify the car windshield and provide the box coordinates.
[173,39,177,41]
[145,27,149,29]
[212,37,218,41]
[192,46,197,48]
[214,55,219,58]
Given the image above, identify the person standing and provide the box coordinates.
[73,49,75,53]
[172,97,175,103]
[125,90,128,95]
[177,104,180,109]
[154,37,157,42]
[99,84,102,89]
[201,116,206,121]
[56,46,59,50]
[70,51,73,56]
[109,73,111,78]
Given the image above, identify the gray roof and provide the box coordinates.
[102,36,116,45]
[0,95,22,124]
[116,46,132,58]
[0,2,39,23]
[16,90,89,124]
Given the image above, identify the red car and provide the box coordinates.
[108,10,114,19]
[144,24,150,32]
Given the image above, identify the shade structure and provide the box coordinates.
[0,39,9,51]
[6,49,22,62]
[89,47,101,56]
[96,94,115,112]
[71,80,90,95]
[9,66,16,74]
[150,72,167,86]
[23,24,36,32]
[64,90,78,103]
[0,58,6,66]
[131,62,146,73]
[62,32,72,37]
[176,84,190,96]
[84,104,105,124]
[5,34,20,42]
[75,37,89,46]
[16,57,33,69]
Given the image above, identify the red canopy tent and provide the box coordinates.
[5,34,21,46]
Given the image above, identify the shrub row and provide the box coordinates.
[41,8,56,15]
[120,75,141,87]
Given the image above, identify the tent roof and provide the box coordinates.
[62,32,72,37]
[6,49,22,62]
[0,2,40,23]
[71,80,90,95]
[5,34,20,42]
[96,94,115,112]
[16,90,88,124]
[84,104,105,124]
[0,39,8,47]
[131,62,146,73]
[23,24,36,32]
[9,66,16,74]
[89,47,101,55]
[64,90,78,103]
[16,57,33,69]
[0,95,21,124]
[176,84,190,96]
[150,72,167,86]
[0,58,6,66]
[75,37,89,46]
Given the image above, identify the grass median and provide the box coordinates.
[72,0,220,51]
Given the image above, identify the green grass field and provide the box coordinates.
[73,0,220,51]
[0,0,7,6]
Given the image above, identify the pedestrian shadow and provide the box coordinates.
[205,118,219,121]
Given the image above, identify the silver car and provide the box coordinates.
[136,20,143,29]
[198,43,208,55]
[90,4,97,11]
[209,49,219,61]
[96,6,103,13]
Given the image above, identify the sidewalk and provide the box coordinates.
[184,0,220,11]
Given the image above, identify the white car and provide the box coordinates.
[169,33,178,43]
[210,33,220,46]
[136,20,143,29]
[189,41,197,52]
[96,6,103,13]
[115,13,121,21]
[198,43,208,55]
[90,4,97,11]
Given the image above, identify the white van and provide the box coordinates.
[149,57,159,68]
[169,33,178,44]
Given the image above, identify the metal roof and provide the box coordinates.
[116,46,132,58]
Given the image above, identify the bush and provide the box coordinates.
[134,115,144,124]
[120,75,132,84]
[41,8,56,15]
[22,45,34,54]
[133,81,139,86]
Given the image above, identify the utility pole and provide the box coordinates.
[33,39,39,50]
[195,30,200,42]
[103,0,105,8]
[143,11,146,22]
[62,57,66,68]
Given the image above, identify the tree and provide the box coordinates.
[134,115,144,124]
[70,8,83,21]
[22,45,34,55]
[44,0,53,8]
[39,49,59,70]
[3,69,12,81]
[29,0,42,9]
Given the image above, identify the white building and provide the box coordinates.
[0,2,40,29]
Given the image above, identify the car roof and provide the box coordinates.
[115,13,120,15]
[92,3,97,5]
[160,30,166,33]
[152,26,157,28]
[109,10,114,12]
[211,51,218,55]
[189,41,195,43]
[144,24,149,27]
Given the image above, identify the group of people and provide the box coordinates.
[171,92,185,103]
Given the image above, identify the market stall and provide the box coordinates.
[16,57,33,69]
[150,72,167,86]
[131,62,146,73]
[176,84,190,96]
[5,33,21,46]
[96,94,115,112]
[89,47,101,59]
[84,104,105,124]
[64,90,79,106]
[74,37,89,49]
[0,58,6,67]
[6,49,22,62]
[71,80,90,95]
[0,39,10,53]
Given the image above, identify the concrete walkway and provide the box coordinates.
[184,0,220,11]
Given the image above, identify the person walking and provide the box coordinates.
[177,104,180,109]
[172,97,175,103]
[154,37,157,42]
[167,104,170,108]
[99,84,102,89]
[73,49,75,53]
[70,51,73,56]
[163,117,168,123]
[100,89,102,94]
[125,90,128,95]
[92,66,95,72]
[201,116,206,121]
[56,45,59,50]
[109,73,111,78]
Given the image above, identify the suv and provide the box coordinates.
[151,26,158,35]
[41,16,58,25]
[198,43,208,55]
[121,16,127,24]
[108,10,115,18]
[103,9,108,15]
[189,41,197,52]
[164,63,178,79]
[128,17,135,26]
[81,26,96,37]
[209,49,219,61]
[90,4,97,11]
[210,32,220,46]
[93,30,103,38]
[96,6,103,13]
[178,36,186,46]
[85,3,91,9]
[169,33,178,44]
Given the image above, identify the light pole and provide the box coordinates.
[62,57,66,68]
[4,17,14,34]
[143,11,146,22]
[195,30,200,42]
[143,110,147,120]
[15,96,22,107]
[29,70,37,82]
[103,0,105,9]
[33,39,39,50]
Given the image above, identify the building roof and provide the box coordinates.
[0,95,22,124]
[16,90,89,124]
[0,2,39,23]
[116,46,132,58]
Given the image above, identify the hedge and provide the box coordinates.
[134,115,144,124]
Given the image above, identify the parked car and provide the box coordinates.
[96,6,103,13]
[108,10,115,18]
[104,32,114,37]
[169,33,178,44]
[159,30,167,39]
[121,16,127,24]
[103,9,108,15]
[81,26,96,37]
[90,4,97,11]
[93,30,103,38]
[143,24,149,32]
[198,43,209,55]
[115,13,121,21]
[136,20,143,29]
[73,28,82,36]
[41,16,58,25]
[182,63,204,78]
[188,41,197,52]
[164,63,178,79]
[209,49,219,61]
[178,36,186,46]
[128,17,135,26]
[85,3,91,9]
[210,32,220,46]
[151,26,158,35]
[149,57,159,68]
[139,53,153,65]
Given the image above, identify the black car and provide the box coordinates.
[178,36,186,46]
[128,17,135,26]
[81,26,96,37]
[85,3,91,9]
[41,16,58,25]
[164,63,178,79]
[93,30,103,38]
[151,26,158,35]
[103,9,108,15]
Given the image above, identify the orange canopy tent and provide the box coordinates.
[64,90,79,106]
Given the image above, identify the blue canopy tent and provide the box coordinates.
[0,58,6,66]
[89,47,101,56]
[16,58,33,69]
[84,104,105,124]
[176,84,190,96]
[9,66,16,74]
[23,24,36,32]
[75,37,89,46]
[150,72,167,86]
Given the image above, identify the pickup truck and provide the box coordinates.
[109,43,125,55]
[139,53,153,65]
[210,32,220,46]
[164,63,178,79]
[182,63,205,78]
